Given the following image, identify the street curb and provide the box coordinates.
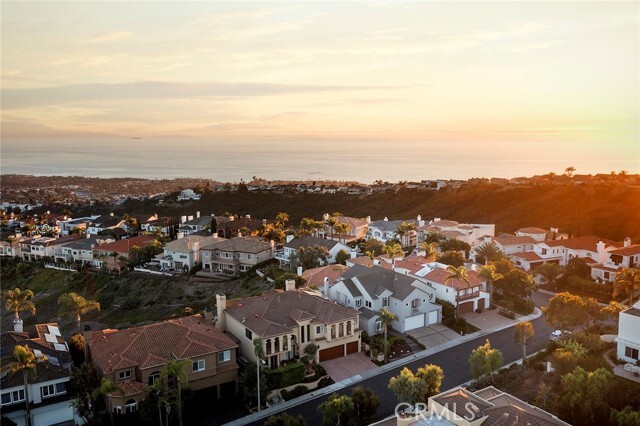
[223,308,542,425]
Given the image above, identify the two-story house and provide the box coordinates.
[320,214,369,242]
[415,263,489,314]
[275,236,351,269]
[214,216,264,239]
[156,234,224,271]
[54,235,115,265]
[218,282,361,366]
[93,235,157,271]
[329,264,441,334]
[85,214,126,236]
[200,236,274,275]
[87,314,239,413]
[20,235,83,262]
[417,217,495,246]
[1,323,75,426]
[591,238,639,283]
[366,218,415,246]
[616,301,640,364]
[178,212,213,236]
[59,216,98,236]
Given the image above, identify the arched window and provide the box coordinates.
[331,325,336,339]
[339,323,344,337]
[346,321,352,335]
[148,371,161,386]
[266,339,272,355]
[274,337,280,353]
[125,399,137,413]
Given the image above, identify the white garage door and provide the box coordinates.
[405,314,425,331]
[428,310,439,325]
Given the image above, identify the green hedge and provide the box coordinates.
[266,362,305,389]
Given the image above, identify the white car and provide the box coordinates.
[549,330,572,341]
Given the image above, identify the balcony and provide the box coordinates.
[457,291,480,302]
[274,250,289,262]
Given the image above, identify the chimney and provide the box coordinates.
[245,214,251,219]
[624,237,631,248]
[86,232,91,239]
[366,216,371,223]
[286,234,295,243]
[373,259,380,266]
[417,215,425,227]
[177,231,185,240]
[188,215,194,221]
[384,217,388,221]
[471,264,478,272]
[596,241,607,263]
[215,294,227,330]
[285,279,296,291]
[323,213,329,220]
[110,212,114,217]
[204,306,213,321]
[323,277,330,296]
[350,250,357,259]
[297,266,303,276]
[13,317,23,333]
[196,211,200,218]
[181,215,187,223]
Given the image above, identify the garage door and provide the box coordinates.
[459,301,474,314]
[404,314,425,331]
[319,345,344,362]
[428,310,439,325]
[346,341,359,355]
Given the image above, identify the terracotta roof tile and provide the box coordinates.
[494,234,537,246]
[95,235,156,255]
[543,236,620,251]
[610,245,640,256]
[517,227,548,234]
[423,267,482,290]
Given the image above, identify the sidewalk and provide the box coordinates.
[223,308,542,425]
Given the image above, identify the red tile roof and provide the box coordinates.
[88,314,237,374]
[301,264,349,288]
[493,234,537,246]
[517,227,547,234]
[423,267,482,290]
[95,235,156,254]
[610,245,640,256]
[510,252,545,261]
[543,236,620,251]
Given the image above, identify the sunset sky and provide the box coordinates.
[1,1,638,176]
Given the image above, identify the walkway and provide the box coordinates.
[407,324,461,348]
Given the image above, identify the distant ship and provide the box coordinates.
[131,137,142,139]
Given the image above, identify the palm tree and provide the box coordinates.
[147,379,169,426]
[334,222,350,244]
[57,292,101,332]
[375,307,398,363]
[445,265,470,318]
[474,242,503,265]
[613,267,640,306]
[274,212,289,230]
[325,215,338,239]
[417,242,438,262]
[92,378,123,426]
[477,264,503,309]
[161,359,189,426]
[253,338,265,411]
[4,287,36,321]
[1,345,47,426]
[382,243,405,266]
[564,166,576,178]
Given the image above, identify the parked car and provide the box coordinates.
[549,330,572,341]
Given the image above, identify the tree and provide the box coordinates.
[4,287,36,320]
[417,241,438,262]
[563,257,591,280]
[437,250,465,267]
[468,339,503,381]
[474,242,503,264]
[514,321,534,365]
[477,264,503,309]
[238,362,267,410]
[534,263,565,289]
[445,265,470,318]
[274,212,289,230]
[494,268,536,300]
[317,393,354,426]
[334,222,350,244]
[304,342,318,363]
[601,301,626,330]
[396,221,416,247]
[92,377,123,426]
[253,338,266,411]
[439,239,470,254]
[265,413,308,426]
[290,245,330,270]
[610,406,640,426]
[361,239,384,257]
[613,267,640,306]
[375,307,398,363]
[564,166,576,178]
[335,249,349,265]
[351,387,379,425]
[161,359,188,426]
[296,218,319,237]
[68,333,85,366]
[388,364,443,405]
[69,362,101,424]
[382,242,404,265]
[560,367,612,424]
[57,292,100,332]
[325,214,338,239]
[544,292,588,331]
[0,345,46,426]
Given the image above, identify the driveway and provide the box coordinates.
[462,309,518,330]
[321,352,377,382]
[407,324,462,348]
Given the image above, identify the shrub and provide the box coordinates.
[266,362,305,389]
[318,377,334,388]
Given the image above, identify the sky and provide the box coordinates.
[1,1,639,177]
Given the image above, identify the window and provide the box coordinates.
[382,297,389,307]
[365,300,372,309]
[1,389,25,406]
[218,350,231,363]
[245,328,253,340]
[148,372,160,385]
[375,320,383,332]
[355,299,361,307]
[625,347,639,360]
[118,370,131,380]
[125,400,137,413]
[114,406,122,414]
[248,254,253,260]
[192,359,205,372]
[316,325,324,334]
[41,382,66,398]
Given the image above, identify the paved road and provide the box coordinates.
[242,292,554,426]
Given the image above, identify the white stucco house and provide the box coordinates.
[275,235,351,269]
[616,301,640,364]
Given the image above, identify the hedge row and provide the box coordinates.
[266,362,305,389]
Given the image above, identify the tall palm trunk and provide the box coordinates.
[177,379,183,426]
[23,371,31,426]
[383,326,389,363]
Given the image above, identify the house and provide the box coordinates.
[616,300,640,364]
[515,227,555,242]
[85,214,126,236]
[217,283,361,366]
[54,235,115,265]
[418,217,495,246]
[214,215,264,239]
[415,263,489,314]
[87,314,238,413]
[176,188,201,201]
[1,323,75,426]
[329,264,441,335]
[19,235,83,261]
[366,218,416,246]
[59,216,98,236]
[178,212,213,236]
[320,214,370,242]
[156,234,224,271]
[275,236,351,269]
[140,216,178,235]
[300,264,349,290]
[93,235,157,270]
[396,385,569,426]
[591,238,640,283]
[200,236,274,275]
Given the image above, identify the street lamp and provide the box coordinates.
[256,357,266,411]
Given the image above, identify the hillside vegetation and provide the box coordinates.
[109,184,640,241]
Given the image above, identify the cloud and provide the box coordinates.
[2,81,388,109]
[87,31,132,43]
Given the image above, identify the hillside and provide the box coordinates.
[102,184,640,241]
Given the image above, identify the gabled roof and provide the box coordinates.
[225,290,359,338]
[423,267,482,290]
[517,227,548,234]
[431,219,459,227]
[609,244,640,256]
[301,264,349,288]
[367,219,406,233]
[182,216,213,228]
[493,234,537,246]
[163,235,223,253]
[88,314,237,374]
[510,251,545,261]
[341,264,419,300]
[543,235,620,251]
[94,235,156,254]
[201,236,271,253]
[346,256,393,270]
[335,216,369,229]
[62,236,113,251]
[285,236,342,251]
[89,215,123,228]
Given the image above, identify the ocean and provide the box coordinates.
[0,138,634,183]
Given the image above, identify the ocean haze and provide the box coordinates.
[1,138,636,183]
